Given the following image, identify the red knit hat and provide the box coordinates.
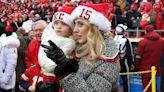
[144,24,154,33]
[52,6,75,30]
[71,3,111,32]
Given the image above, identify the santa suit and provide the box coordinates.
[25,39,41,68]
[19,65,43,92]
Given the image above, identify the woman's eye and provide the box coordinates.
[77,22,84,27]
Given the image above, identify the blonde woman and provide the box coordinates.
[42,3,120,92]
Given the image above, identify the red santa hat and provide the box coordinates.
[52,6,75,30]
[71,3,111,32]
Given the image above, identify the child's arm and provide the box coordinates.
[38,38,57,73]
[60,37,76,58]
[38,23,58,74]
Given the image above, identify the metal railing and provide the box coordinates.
[111,29,164,38]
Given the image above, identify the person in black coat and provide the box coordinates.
[112,6,125,29]
[125,3,141,29]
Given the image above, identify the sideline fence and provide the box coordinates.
[119,66,157,92]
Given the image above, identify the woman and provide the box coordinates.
[42,4,120,92]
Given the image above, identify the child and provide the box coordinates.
[37,6,76,91]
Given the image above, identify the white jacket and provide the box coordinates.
[0,33,20,90]
[38,23,75,77]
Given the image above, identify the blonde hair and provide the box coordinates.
[75,19,105,62]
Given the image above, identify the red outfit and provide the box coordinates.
[20,65,43,92]
[25,39,60,84]
[25,39,40,68]
[139,2,152,29]
[135,32,164,92]
[154,2,164,30]
[156,12,164,29]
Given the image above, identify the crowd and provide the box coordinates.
[0,0,164,34]
[0,0,164,92]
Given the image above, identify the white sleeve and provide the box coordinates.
[38,38,57,73]
[60,38,76,58]
[0,47,17,84]
[39,23,57,73]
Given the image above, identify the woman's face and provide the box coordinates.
[73,18,89,44]
[54,20,72,37]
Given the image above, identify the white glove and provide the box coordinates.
[28,85,35,92]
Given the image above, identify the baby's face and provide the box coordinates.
[54,20,72,37]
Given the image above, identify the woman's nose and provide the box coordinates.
[73,26,79,33]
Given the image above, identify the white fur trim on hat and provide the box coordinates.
[115,24,127,33]
[52,12,74,30]
[22,20,34,33]
[71,5,111,32]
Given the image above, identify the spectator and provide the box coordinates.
[117,0,126,12]
[42,3,120,92]
[114,24,135,92]
[153,1,164,36]
[126,3,142,36]
[112,6,125,29]
[138,1,145,14]
[139,2,156,29]
[135,24,164,92]
[0,23,20,92]
[25,20,48,69]
[26,30,35,46]
[126,3,141,29]
[15,27,28,92]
